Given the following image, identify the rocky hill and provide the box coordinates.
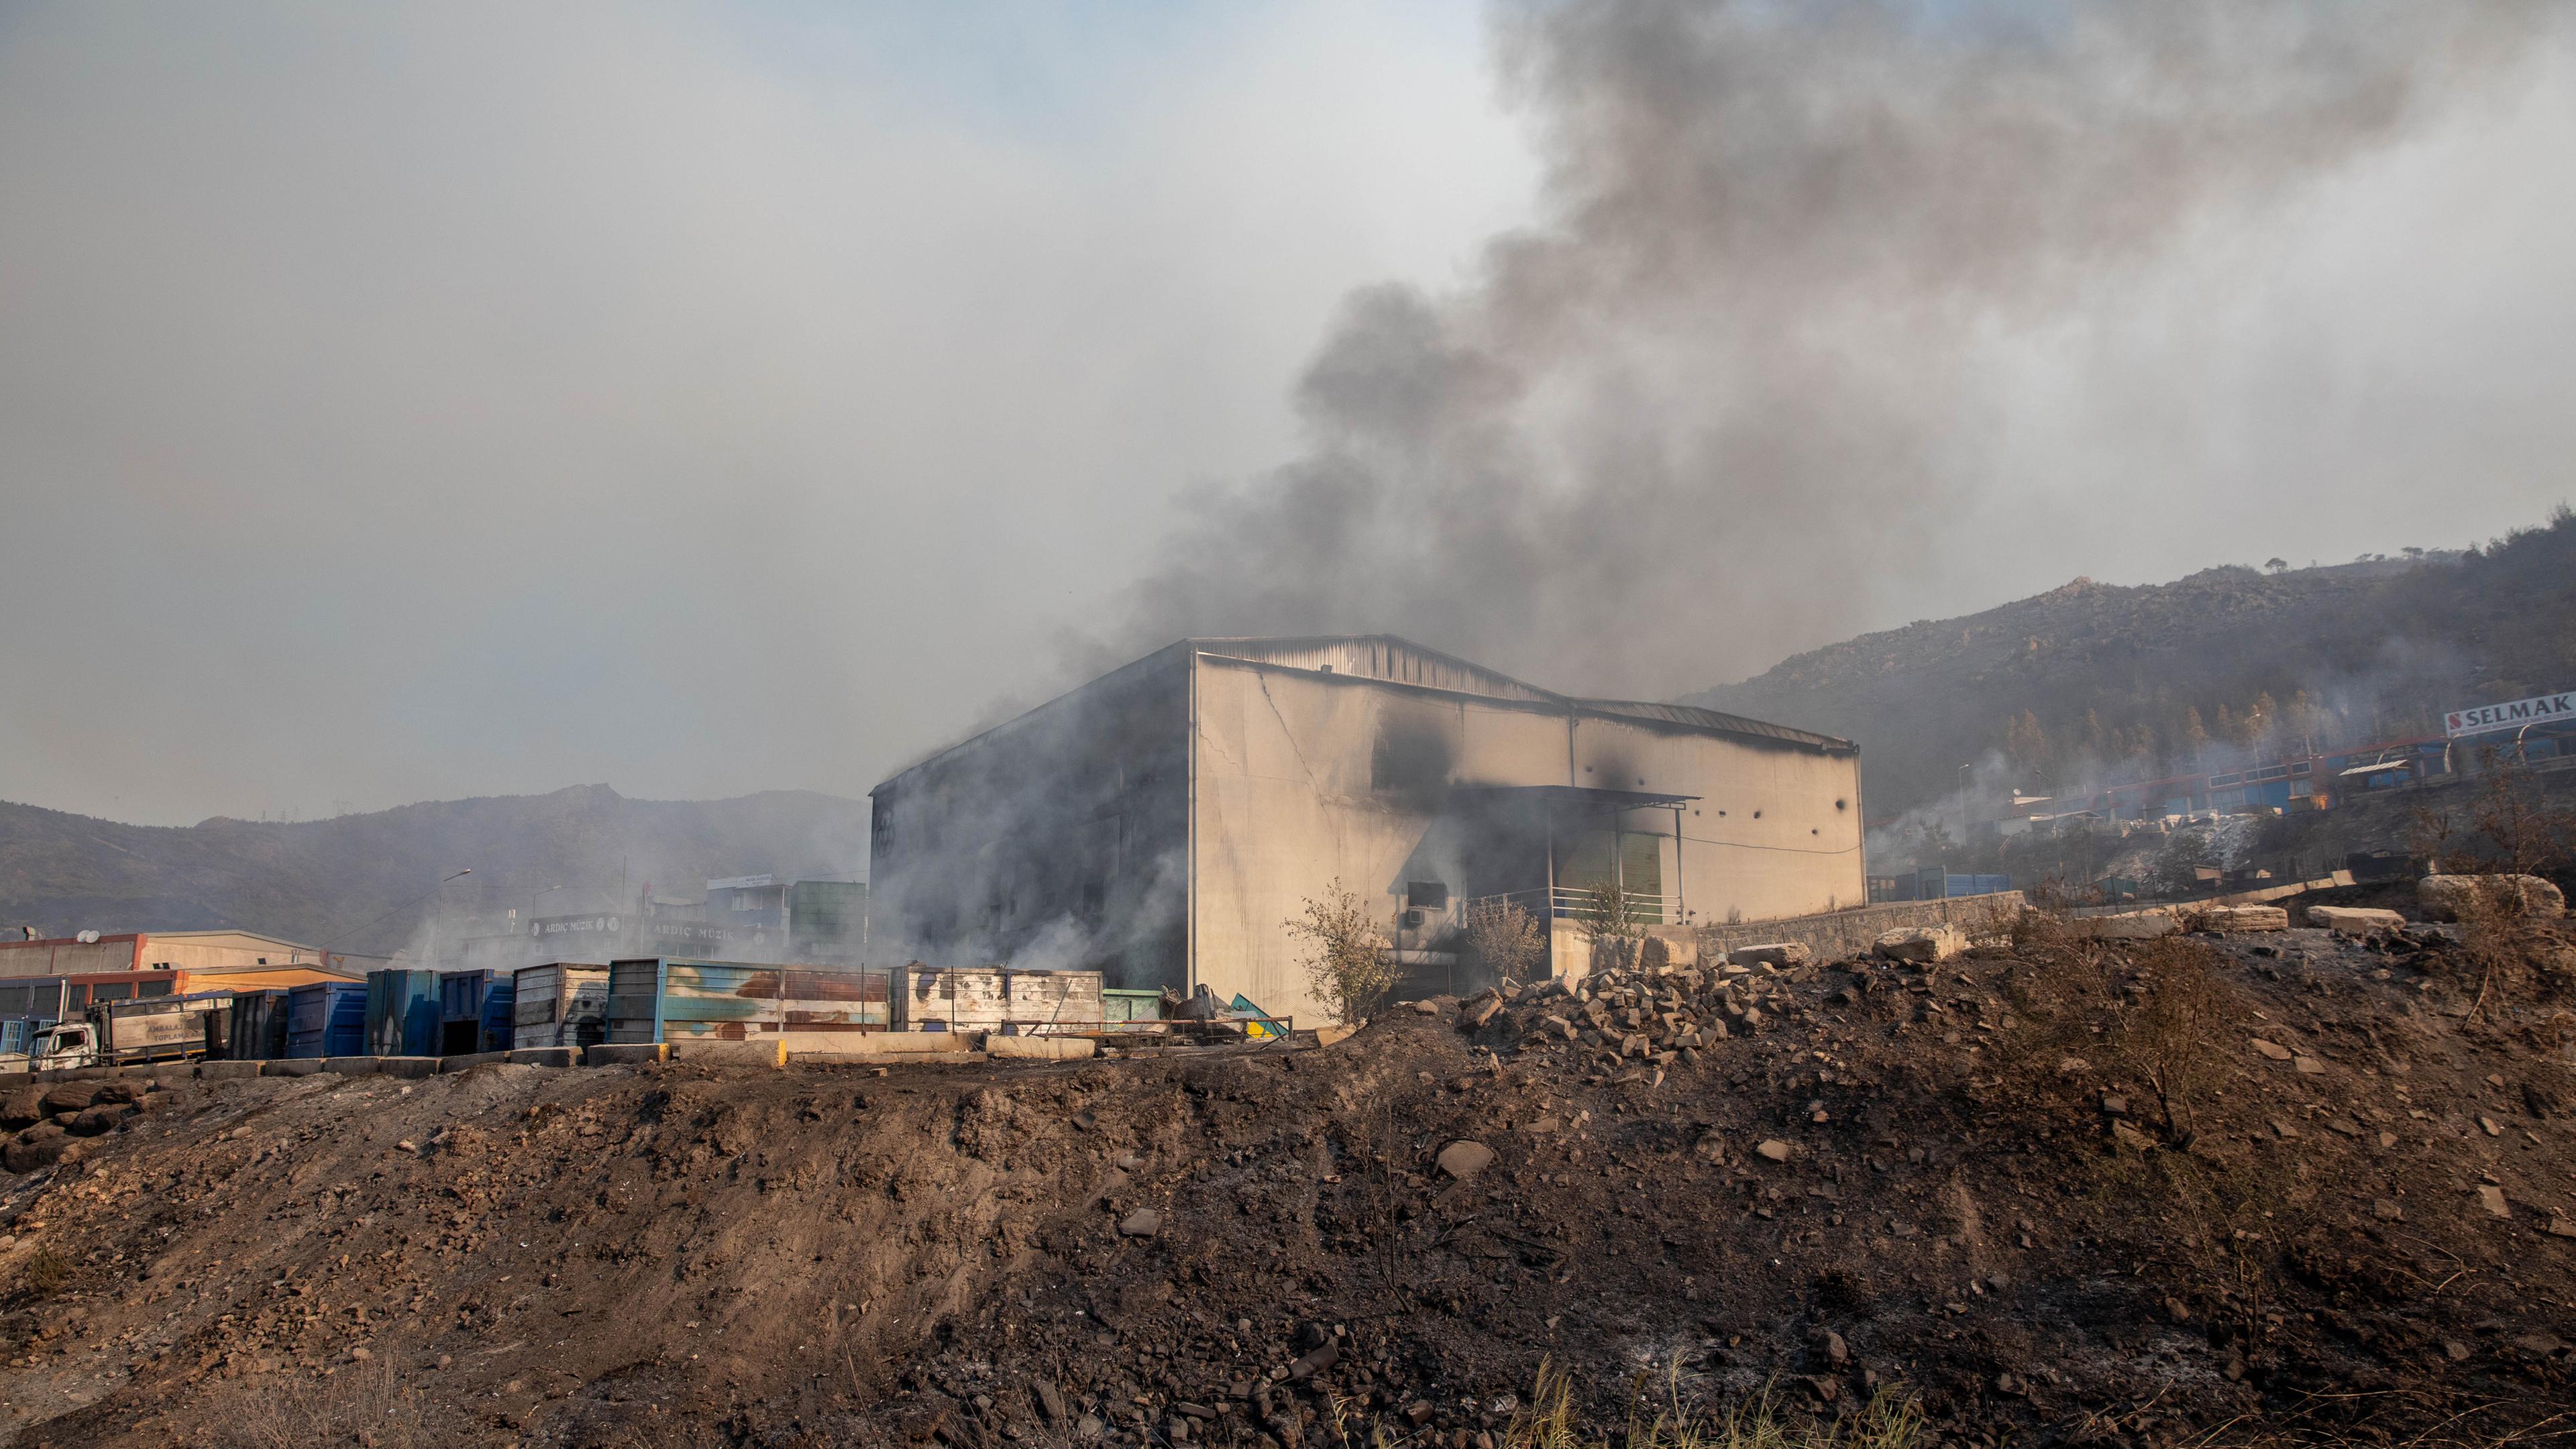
[1688,508,2576,819]
[0,785,870,957]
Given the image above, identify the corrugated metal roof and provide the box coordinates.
[1189,636,1560,704]
[1195,637,1851,753]
[1574,698,1855,753]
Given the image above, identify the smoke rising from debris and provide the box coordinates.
[1124,0,2554,698]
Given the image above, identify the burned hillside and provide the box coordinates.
[0,899,2565,1448]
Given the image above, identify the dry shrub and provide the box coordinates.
[2449,883,2576,1018]
[210,1356,425,1449]
[1463,897,1546,986]
[1287,879,1400,1026]
[2116,937,2239,1145]
[1496,1360,1925,1449]
[21,1244,66,1297]
[1994,934,2239,1146]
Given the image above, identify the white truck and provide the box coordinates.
[28,994,231,1071]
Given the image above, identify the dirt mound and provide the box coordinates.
[0,919,2572,1448]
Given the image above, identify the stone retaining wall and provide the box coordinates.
[1697,892,2026,963]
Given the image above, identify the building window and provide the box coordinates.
[1405,881,1449,910]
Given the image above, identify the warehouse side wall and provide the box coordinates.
[869,646,1190,992]
[1190,661,1866,1023]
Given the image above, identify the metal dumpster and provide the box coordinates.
[287,982,365,1059]
[437,969,516,1055]
[364,969,443,1057]
[511,963,608,1049]
[607,958,889,1044]
[223,989,292,1061]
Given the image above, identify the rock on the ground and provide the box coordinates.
[0,1088,44,1131]
[1872,927,1964,963]
[1638,936,1698,970]
[2195,905,2288,932]
[2074,912,2176,941]
[1755,1138,1795,1162]
[1118,1209,1163,1237]
[1726,943,1812,968]
[39,1082,103,1117]
[4,1122,66,1173]
[1435,1140,1495,1181]
[2420,873,2567,922]
[2308,906,2407,934]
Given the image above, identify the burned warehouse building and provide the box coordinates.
[868,637,1862,1025]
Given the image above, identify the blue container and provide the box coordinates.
[364,969,443,1057]
[436,969,517,1055]
[286,982,366,1059]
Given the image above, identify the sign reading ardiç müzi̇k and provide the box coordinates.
[2444,690,2575,738]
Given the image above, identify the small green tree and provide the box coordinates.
[1462,897,1546,985]
[1576,878,1644,970]
[1286,879,1399,1026]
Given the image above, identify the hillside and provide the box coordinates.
[3,913,2572,1448]
[0,786,870,957]
[1688,509,2576,819]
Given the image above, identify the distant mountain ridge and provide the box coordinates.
[1685,510,2576,819]
[0,784,871,957]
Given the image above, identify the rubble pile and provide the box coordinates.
[0,1080,169,1174]
[1477,946,1811,1075]
[0,904,2570,1448]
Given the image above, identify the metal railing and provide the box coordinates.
[1463,887,1678,926]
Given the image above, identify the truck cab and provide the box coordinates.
[31,1020,99,1072]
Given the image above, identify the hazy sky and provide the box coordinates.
[4,1,2572,826]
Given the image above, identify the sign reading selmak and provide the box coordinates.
[2445,690,2575,738]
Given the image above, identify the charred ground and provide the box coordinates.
[0,911,2571,1449]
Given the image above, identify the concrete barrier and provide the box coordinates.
[379,1057,440,1079]
[2072,912,2178,941]
[2189,904,2288,933]
[504,1047,579,1068]
[2306,905,2406,934]
[584,1043,667,1067]
[262,1060,325,1077]
[437,1051,511,1073]
[665,1039,786,1068]
[983,1034,1097,1062]
[790,1049,988,1066]
[779,1032,977,1057]
[195,1061,262,1081]
[323,1057,382,1075]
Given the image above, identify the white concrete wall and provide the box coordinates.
[1571,716,1866,926]
[1189,660,1865,1021]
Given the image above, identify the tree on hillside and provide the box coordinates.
[2004,711,2051,779]
[2265,557,2288,573]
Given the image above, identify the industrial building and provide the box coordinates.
[869,636,1864,1026]
[0,929,350,982]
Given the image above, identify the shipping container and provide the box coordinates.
[892,964,1104,1033]
[437,969,516,1055]
[288,981,366,1059]
[223,989,292,1060]
[606,958,891,1044]
[364,969,443,1057]
[511,963,608,1049]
